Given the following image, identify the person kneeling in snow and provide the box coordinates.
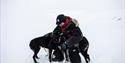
[56,14,83,50]
[54,14,83,63]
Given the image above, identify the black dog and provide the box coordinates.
[29,32,90,63]
[29,32,64,63]
[47,35,64,62]
[48,33,90,63]
[67,36,90,63]
[57,35,90,63]
[29,32,52,63]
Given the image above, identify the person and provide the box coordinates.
[54,14,83,63]
[56,14,83,50]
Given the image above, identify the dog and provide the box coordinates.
[29,32,52,63]
[29,32,90,63]
[48,33,90,63]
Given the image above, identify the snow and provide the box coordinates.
[0,0,125,63]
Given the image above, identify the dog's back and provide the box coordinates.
[29,37,43,51]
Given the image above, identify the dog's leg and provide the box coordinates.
[33,47,40,63]
[80,46,90,63]
[35,47,40,59]
[84,48,90,63]
[65,49,69,62]
[33,55,38,63]
[49,49,52,62]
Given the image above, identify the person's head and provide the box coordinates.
[56,14,66,25]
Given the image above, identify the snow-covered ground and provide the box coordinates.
[1,0,125,63]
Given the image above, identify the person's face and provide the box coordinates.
[59,22,65,27]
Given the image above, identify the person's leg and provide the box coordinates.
[69,47,81,63]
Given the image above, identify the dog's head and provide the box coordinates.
[39,32,54,48]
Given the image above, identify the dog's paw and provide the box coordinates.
[36,57,40,59]
[35,61,39,63]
